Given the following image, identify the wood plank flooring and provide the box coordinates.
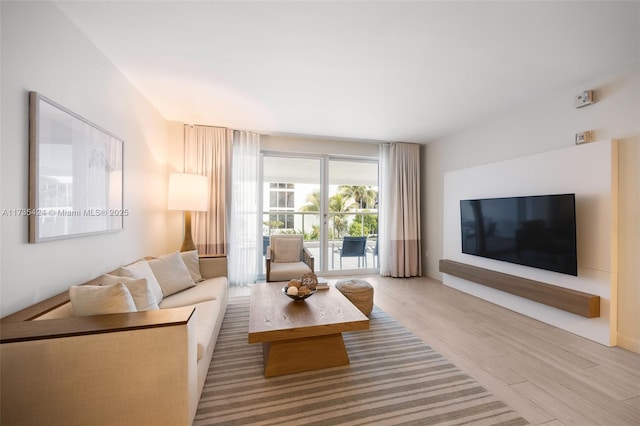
[230,275,640,425]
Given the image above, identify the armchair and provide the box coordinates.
[266,234,314,282]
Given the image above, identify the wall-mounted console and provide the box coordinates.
[439,259,600,318]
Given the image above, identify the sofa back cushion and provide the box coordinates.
[148,252,196,297]
[181,250,203,282]
[98,275,159,311]
[69,283,137,317]
[118,260,164,303]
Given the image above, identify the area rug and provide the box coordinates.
[194,297,528,426]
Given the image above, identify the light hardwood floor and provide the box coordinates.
[231,276,640,425]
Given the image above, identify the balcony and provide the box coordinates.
[262,211,378,273]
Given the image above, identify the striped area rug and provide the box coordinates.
[194,297,528,426]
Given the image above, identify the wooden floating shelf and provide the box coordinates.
[439,259,600,318]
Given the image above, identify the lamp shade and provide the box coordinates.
[168,173,209,211]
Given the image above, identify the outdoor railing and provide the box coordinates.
[262,211,378,271]
[262,211,377,240]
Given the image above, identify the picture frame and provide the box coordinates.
[28,91,125,243]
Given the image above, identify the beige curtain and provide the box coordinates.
[184,125,232,255]
[380,142,422,277]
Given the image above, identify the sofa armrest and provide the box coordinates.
[199,255,228,279]
[0,307,194,344]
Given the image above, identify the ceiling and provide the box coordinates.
[54,1,639,144]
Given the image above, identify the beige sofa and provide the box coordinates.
[0,255,228,426]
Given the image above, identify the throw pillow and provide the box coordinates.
[69,283,137,317]
[148,251,196,297]
[97,275,159,311]
[181,250,203,282]
[118,260,164,304]
[273,238,302,263]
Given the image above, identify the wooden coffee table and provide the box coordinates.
[248,282,369,377]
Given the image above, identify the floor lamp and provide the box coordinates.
[168,173,209,252]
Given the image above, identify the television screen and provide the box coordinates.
[460,194,577,276]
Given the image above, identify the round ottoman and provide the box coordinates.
[335,279,374,316]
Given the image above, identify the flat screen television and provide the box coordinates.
[460,194,577,276]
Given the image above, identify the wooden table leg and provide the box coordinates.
[263,333,349,377]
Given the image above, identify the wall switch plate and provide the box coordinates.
[575,90,594,108]
[575,131,593,144]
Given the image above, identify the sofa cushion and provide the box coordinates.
[192,299,222,361]
[69,283,137,317]
[98,275,159,311]
[269,261,312,282]
[181,250,203,282]
[148,252,196,297]
[118,260,164,304]
[158,277,227,309]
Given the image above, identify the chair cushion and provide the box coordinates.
[269,261,312,282]
[272,237,302,263]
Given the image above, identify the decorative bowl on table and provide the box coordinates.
[283,273,318,301]
[282,286,317,301]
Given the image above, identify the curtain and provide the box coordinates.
[379,142,422,277]
[228,130,260,286]
[184,125,232,255]
[379,144,391,275]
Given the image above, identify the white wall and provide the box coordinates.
[424,67,640,351]
[1,2,173,316]
[167,121,187,251]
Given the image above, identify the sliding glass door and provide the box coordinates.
[261,155,321,276]
[327,159,378,272]
[261,154,378,278]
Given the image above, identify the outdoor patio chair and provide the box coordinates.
[339,236,368,269]
[371,239,378,268]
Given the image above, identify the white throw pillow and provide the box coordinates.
[118,260,164,304]
[148,252,196,297]
[273,238,302,263]
[69,283,137,317]
[97,275,159,311]
[181,250,203,282]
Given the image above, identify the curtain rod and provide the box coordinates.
[185,124,228,129]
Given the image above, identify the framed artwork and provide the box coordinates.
[28,91,125,243]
